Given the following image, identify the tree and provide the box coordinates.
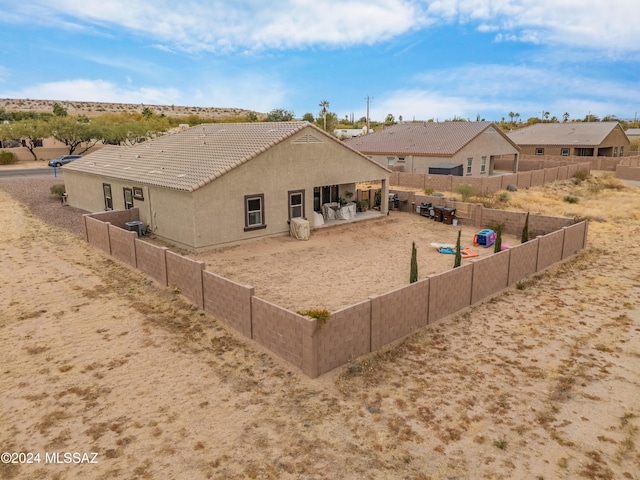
[542,111,550,122]
[0,119,51,161]
[584,113,600,122]
[562,112,570,123]
[302,112,315,122]
[51,116,100,154]
[384,114,396,126]
[265,108,294,122]
[508,111,515,123]
[514,113,520,124]
[246,112,258,122]
[454,230,462,268]
[602,114,619,122]
[318,100,330,130]
[521,212,530,243]
[141,107,154,119]
[410,241,418,283]
[52,102,68,117]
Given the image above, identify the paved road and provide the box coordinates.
[0,168,61,178]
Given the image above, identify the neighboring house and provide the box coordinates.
[63,122,391,251]
[345,121,520,175]
[508,122,630,157]
[625,128,640,143]
[333,127,370,139]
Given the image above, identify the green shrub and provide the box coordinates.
[563,195,579,204]
[50,184,66,198]
[453,230,462,268]
[410,241,418,284]
[455,183,476,202]
[498,192,510,202]
[0,151,18,165]
[424,188,434,195]
[432,191,444,197]
[297,308,330,328]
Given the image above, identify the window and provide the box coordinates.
[123,188,134,209]
[535,148,544,155]
[614,147,618,157]
[398,157,405,163]
[244,194,265,231]
[288,190,305,220]
[481,156,487,173]
[561,148,570,156]
[620,146,624,157]
[387,157,395,167]
[466,157,473,175]
[132,187,144,200]
[103,184,113,210]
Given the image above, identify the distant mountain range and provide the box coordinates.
[0,98,261,120]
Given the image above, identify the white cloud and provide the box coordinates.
[5,1,638,54]
[372,63,640,121]
[0,79,182,105]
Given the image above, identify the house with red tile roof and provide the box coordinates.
[345,121,520,175]
[63,122,390,251]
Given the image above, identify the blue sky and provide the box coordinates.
[1,0,639,123]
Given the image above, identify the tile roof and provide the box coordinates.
[507,122,622,146]
[64,122,327,191]
[345,121,504,156]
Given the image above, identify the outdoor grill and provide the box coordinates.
[419,202,432,218]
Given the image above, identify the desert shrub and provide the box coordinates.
[573,169,590,181]
[0,151,18,165]
[506,184,518,192]
[297,308,330,328]
[563,195,579,204]
[597,174,625,191]
[498,192,510,202]
[50,184,66,197]
[424,188,434,195]
[432,191,444,197]
[455,183,476,202]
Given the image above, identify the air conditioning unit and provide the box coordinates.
[125,221,145,237]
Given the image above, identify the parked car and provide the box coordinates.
[48,154,82,167]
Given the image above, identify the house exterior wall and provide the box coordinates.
[363,127,518,176]
[191,129,390,250]
[64,169,198,249]
[518,125,630,157]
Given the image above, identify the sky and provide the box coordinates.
[0,0,639,123]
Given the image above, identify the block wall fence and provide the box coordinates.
[389,162,591,195]
[616,156,640,181]
[82,210,588,378]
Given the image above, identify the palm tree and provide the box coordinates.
[563,112,570,123]
[318,100,330,130]
[514,113,520,124]
[508,111,515,123]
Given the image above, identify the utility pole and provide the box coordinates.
[365,95,373,133]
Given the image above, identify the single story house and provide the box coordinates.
[507,122,630,157]
[63,122,391,251]
[625,128,640,143]
[345,121,520,175]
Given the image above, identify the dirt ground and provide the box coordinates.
[188,216,521,312]
[1,172,639,479]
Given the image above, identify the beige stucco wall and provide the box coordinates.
[64,125,389,251]
[519,125,631,157]
[364,127,519,176]
[64,170,197,248]
[192,129,390,250]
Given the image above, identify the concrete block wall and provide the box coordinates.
[616,157,640,180]
[84,216,111,254]
[80,210,588,379]
[398,172,426,189]
[482,176,503,194]
[471,250,510,304]
[557,165,569,180]
[516,171,532,188]
[134,239,168,286]
[88,208,139,229]
[166,251,205,309]
[544,167,559,183]
[536,230,565,271]
[428,264,474,323]
[370,279,430,350]
[451,177,482,192]
[317,300,372,375]
[108,224,137,267]
[507,239,539,285]
[562,222,588,258]
[500,174,518,189]
[251,296,307,371]
[529,214,574,237]
[530,169,546,187]
[426,175,454,192]
[203,271,254,338]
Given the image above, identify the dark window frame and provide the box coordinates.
[244,194,266,231]
[535,148,544,155]
[288,189,305,220]
[123,187,134,209]
[561,148,570,156]
[132,186,144,200]
[103,183,113,211]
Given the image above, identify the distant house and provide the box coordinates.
[63,122,391,251]
[508,122,630,157]
[333,127,370,139]
[345,121,520,175]
[625,128,640,143]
